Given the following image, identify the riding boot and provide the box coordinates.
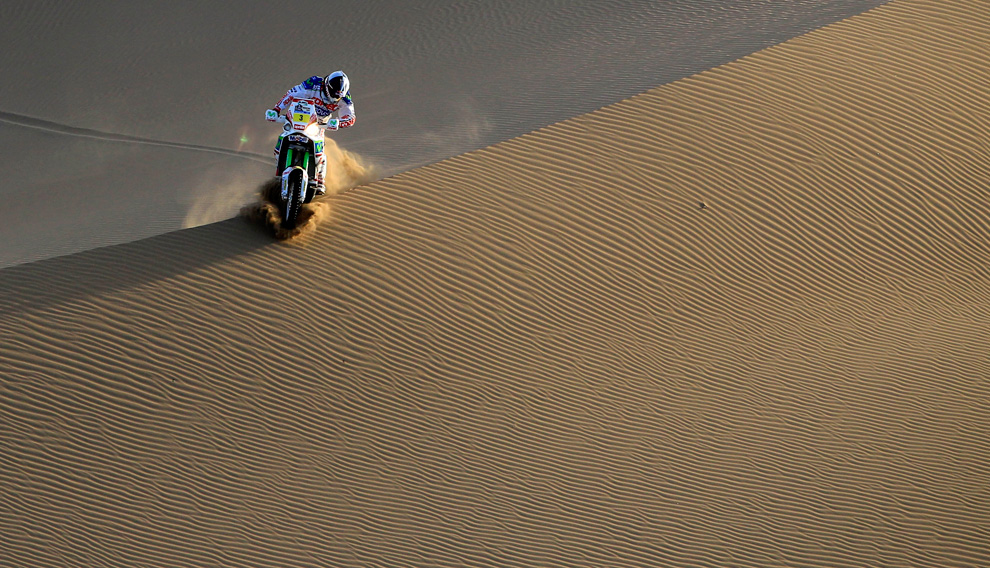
[315,154,327,195]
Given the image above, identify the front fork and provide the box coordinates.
[275,134,326,185]
[280,166,308,203]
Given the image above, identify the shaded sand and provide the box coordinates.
[0,0,889,267]
[2,0,990,566]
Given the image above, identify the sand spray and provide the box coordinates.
[240,138,376,240]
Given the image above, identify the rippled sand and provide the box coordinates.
[2,0,989,567]
[0,0,888,267]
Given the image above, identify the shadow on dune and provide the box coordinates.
[0,217,274,317]
[0,110,270,164]
[1,137,377,316]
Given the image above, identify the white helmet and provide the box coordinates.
[322,71,349,102]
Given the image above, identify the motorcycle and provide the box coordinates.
[266,100,337,228]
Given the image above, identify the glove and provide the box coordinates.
[325,118,339,131]
[265,109,279,122]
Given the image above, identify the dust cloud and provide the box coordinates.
[239,138,376,240]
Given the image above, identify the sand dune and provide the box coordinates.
[0,0,889,268]
[2,0,989,567]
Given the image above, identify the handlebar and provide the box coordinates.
[271,113,338,132]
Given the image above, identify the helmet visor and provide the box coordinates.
[324,77,345,101]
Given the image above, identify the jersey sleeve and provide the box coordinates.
[336,92,355,127]
[273,85,299,112]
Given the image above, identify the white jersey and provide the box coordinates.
[272,75,355,128]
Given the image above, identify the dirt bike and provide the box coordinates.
[266,100,337,228]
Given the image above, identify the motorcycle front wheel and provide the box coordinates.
[283,170,304,229]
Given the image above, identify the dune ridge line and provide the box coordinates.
[2,1,989,567]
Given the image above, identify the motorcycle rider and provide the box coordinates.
[266,71,355,195]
